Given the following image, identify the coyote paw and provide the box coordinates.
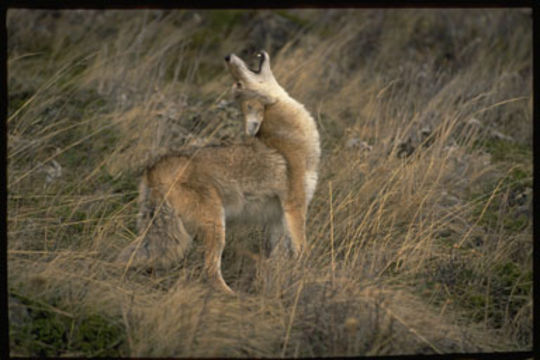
[209,277,235,295]
[116,241,151,267]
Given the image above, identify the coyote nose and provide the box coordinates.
[224,54,231,62]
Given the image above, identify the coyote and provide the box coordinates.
[117,51,320,294]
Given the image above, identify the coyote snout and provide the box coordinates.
[232,82,264,136]
[117,51,320,294]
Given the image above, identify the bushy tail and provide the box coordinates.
[116,177,192,269]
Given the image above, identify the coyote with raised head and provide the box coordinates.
[117,51,320,294]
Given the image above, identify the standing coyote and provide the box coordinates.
[117,51,320,294]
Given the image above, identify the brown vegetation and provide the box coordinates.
[7,9,532,356]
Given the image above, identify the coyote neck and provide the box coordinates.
[258,97,320,209]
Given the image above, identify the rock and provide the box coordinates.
[244,11,303,56]
[397,138,415,158]
[345,137,372,152]
[437,229,453,238]
[439,191,461,207]
[38,159,62,185]
[420,125,434,147]
[513,205,530,220]
[490,129,514,142]
[466,118,483,128]
[9,296,30,329]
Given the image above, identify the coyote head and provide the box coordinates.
[225,50,284,105]
[226,50,284,136]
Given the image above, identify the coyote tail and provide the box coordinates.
[117,177,192,269]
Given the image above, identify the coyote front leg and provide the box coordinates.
[283,205,307,257]
[282,160,309,257]
[195,191,233,294]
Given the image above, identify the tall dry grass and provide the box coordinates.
[7,9,532,357]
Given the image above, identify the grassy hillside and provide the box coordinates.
[7,9,532,357]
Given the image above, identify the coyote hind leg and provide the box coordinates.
[200,214,234,295]
[177,186,233,295]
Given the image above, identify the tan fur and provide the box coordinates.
[228,51,321,257]
[117,51,320,294]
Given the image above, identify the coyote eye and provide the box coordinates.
[236,82,242,88]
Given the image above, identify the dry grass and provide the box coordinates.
[7,9,532,357]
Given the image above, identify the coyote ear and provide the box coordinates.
[259,51,272,77]
[231,82,244,99]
